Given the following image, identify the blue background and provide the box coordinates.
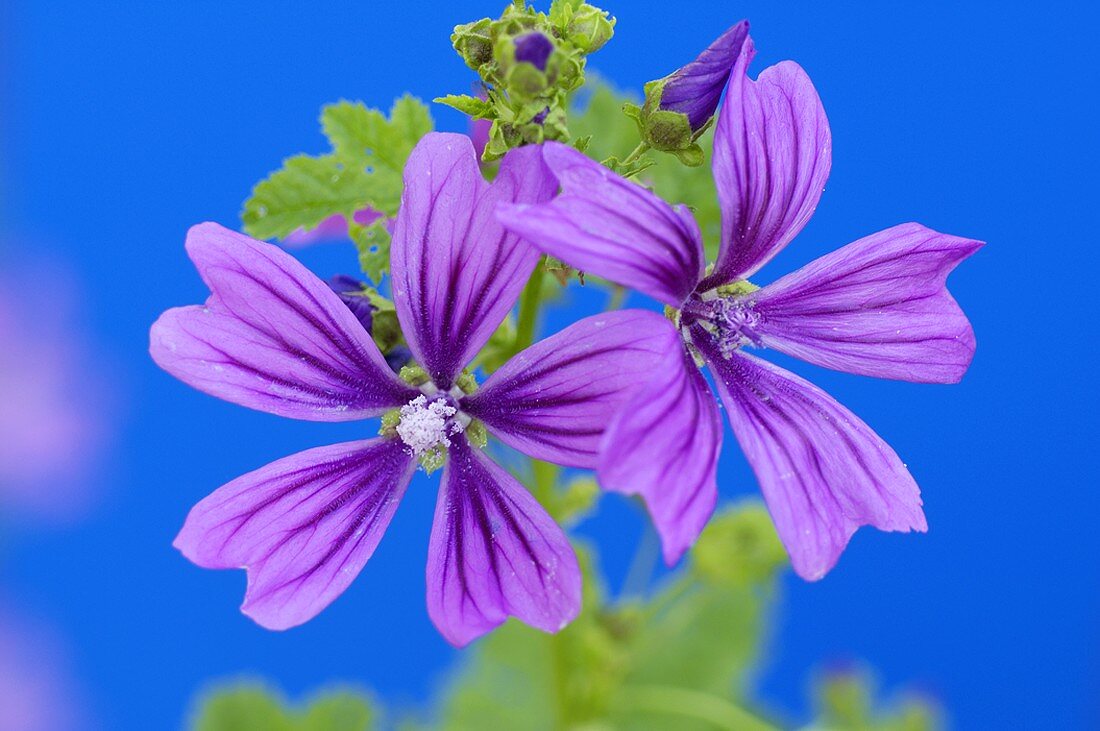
[3,1,1097,728]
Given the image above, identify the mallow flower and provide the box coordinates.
[498,34,982,580]
[150,133,671,645]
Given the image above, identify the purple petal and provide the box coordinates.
[659,20,750,132]
[597,328,722,565]
[282,208,384,248]
[462,310,674,468]
[750,223,983,383]
[514,32,554,71]
[427,435,581,647]
[704,38,832,288]
[497,142,705,307]
[391,133,557,387]
[150,223,416,421]
[174,438,415,630]
[697,337,926,580]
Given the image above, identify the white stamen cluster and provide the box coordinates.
[396,395,464,456]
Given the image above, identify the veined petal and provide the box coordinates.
[659,20,750,132]
[174,438,415,630]
[697,336,926,581]
[497,142,705,307]
[597,327,722,565]
[427,435,581,647]
[463,310,673,468]
[390,133,557,387]
[750,223,983,383]
[150,223,415,421]
[705,38,832,288]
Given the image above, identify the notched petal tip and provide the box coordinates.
[426,437,581,647]
[701,345,926,582]
[174,438,415,632]
[750,222,984,384]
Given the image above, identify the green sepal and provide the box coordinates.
[643,109,695,153]
[451,18,494,70]
[419,445,447,475]
[716,279,760,297]
[378,409,401,439]
[398,363,430,387]
[455,370,480,395]
[562,3,615,53]
[505,62,550,102]
[464,420,489,450]
[669,142,705,167]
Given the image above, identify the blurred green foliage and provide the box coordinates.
[191,683,375,731]
[188,503,940,731]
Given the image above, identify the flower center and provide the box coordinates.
[681,291,762,358]
[396,394,466,456]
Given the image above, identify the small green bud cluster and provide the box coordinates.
[623,83,709,167]
[441,0,615,161]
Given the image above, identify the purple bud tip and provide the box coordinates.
[532,106,550,125]
[514,32,554,72]
[659,20,750,131]
[327,275,375,331]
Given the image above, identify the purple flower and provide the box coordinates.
[497,35,982,579]
[658,20,749,132]
[514,31,554,71]
[149,133,672,645]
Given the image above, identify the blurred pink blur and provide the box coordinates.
[0,607,90,731]
[0,258,114,523]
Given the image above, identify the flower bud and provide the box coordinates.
[451,18,494,70]
[327,275,374,330]
[566,4,615,53]
[652,20,749,132]
[513,31,554,71]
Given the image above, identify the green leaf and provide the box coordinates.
[299,690,375,731]
[350,219,392,284]
[242,96,433,243]
[191,682,376,731]
[193,684,293,731]
[241,155,378,240]
[434,94,495,118]
[809,669,941,731]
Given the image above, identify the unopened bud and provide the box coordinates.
[567,4,615,53]
[653,20,749,133]
[452,18,494,70]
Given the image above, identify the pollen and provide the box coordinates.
[396,395,464,456]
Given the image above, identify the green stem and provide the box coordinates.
[513,263,546,356]
[620,141,650,167]
[605,284,627,311]
[613,685,778,731]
